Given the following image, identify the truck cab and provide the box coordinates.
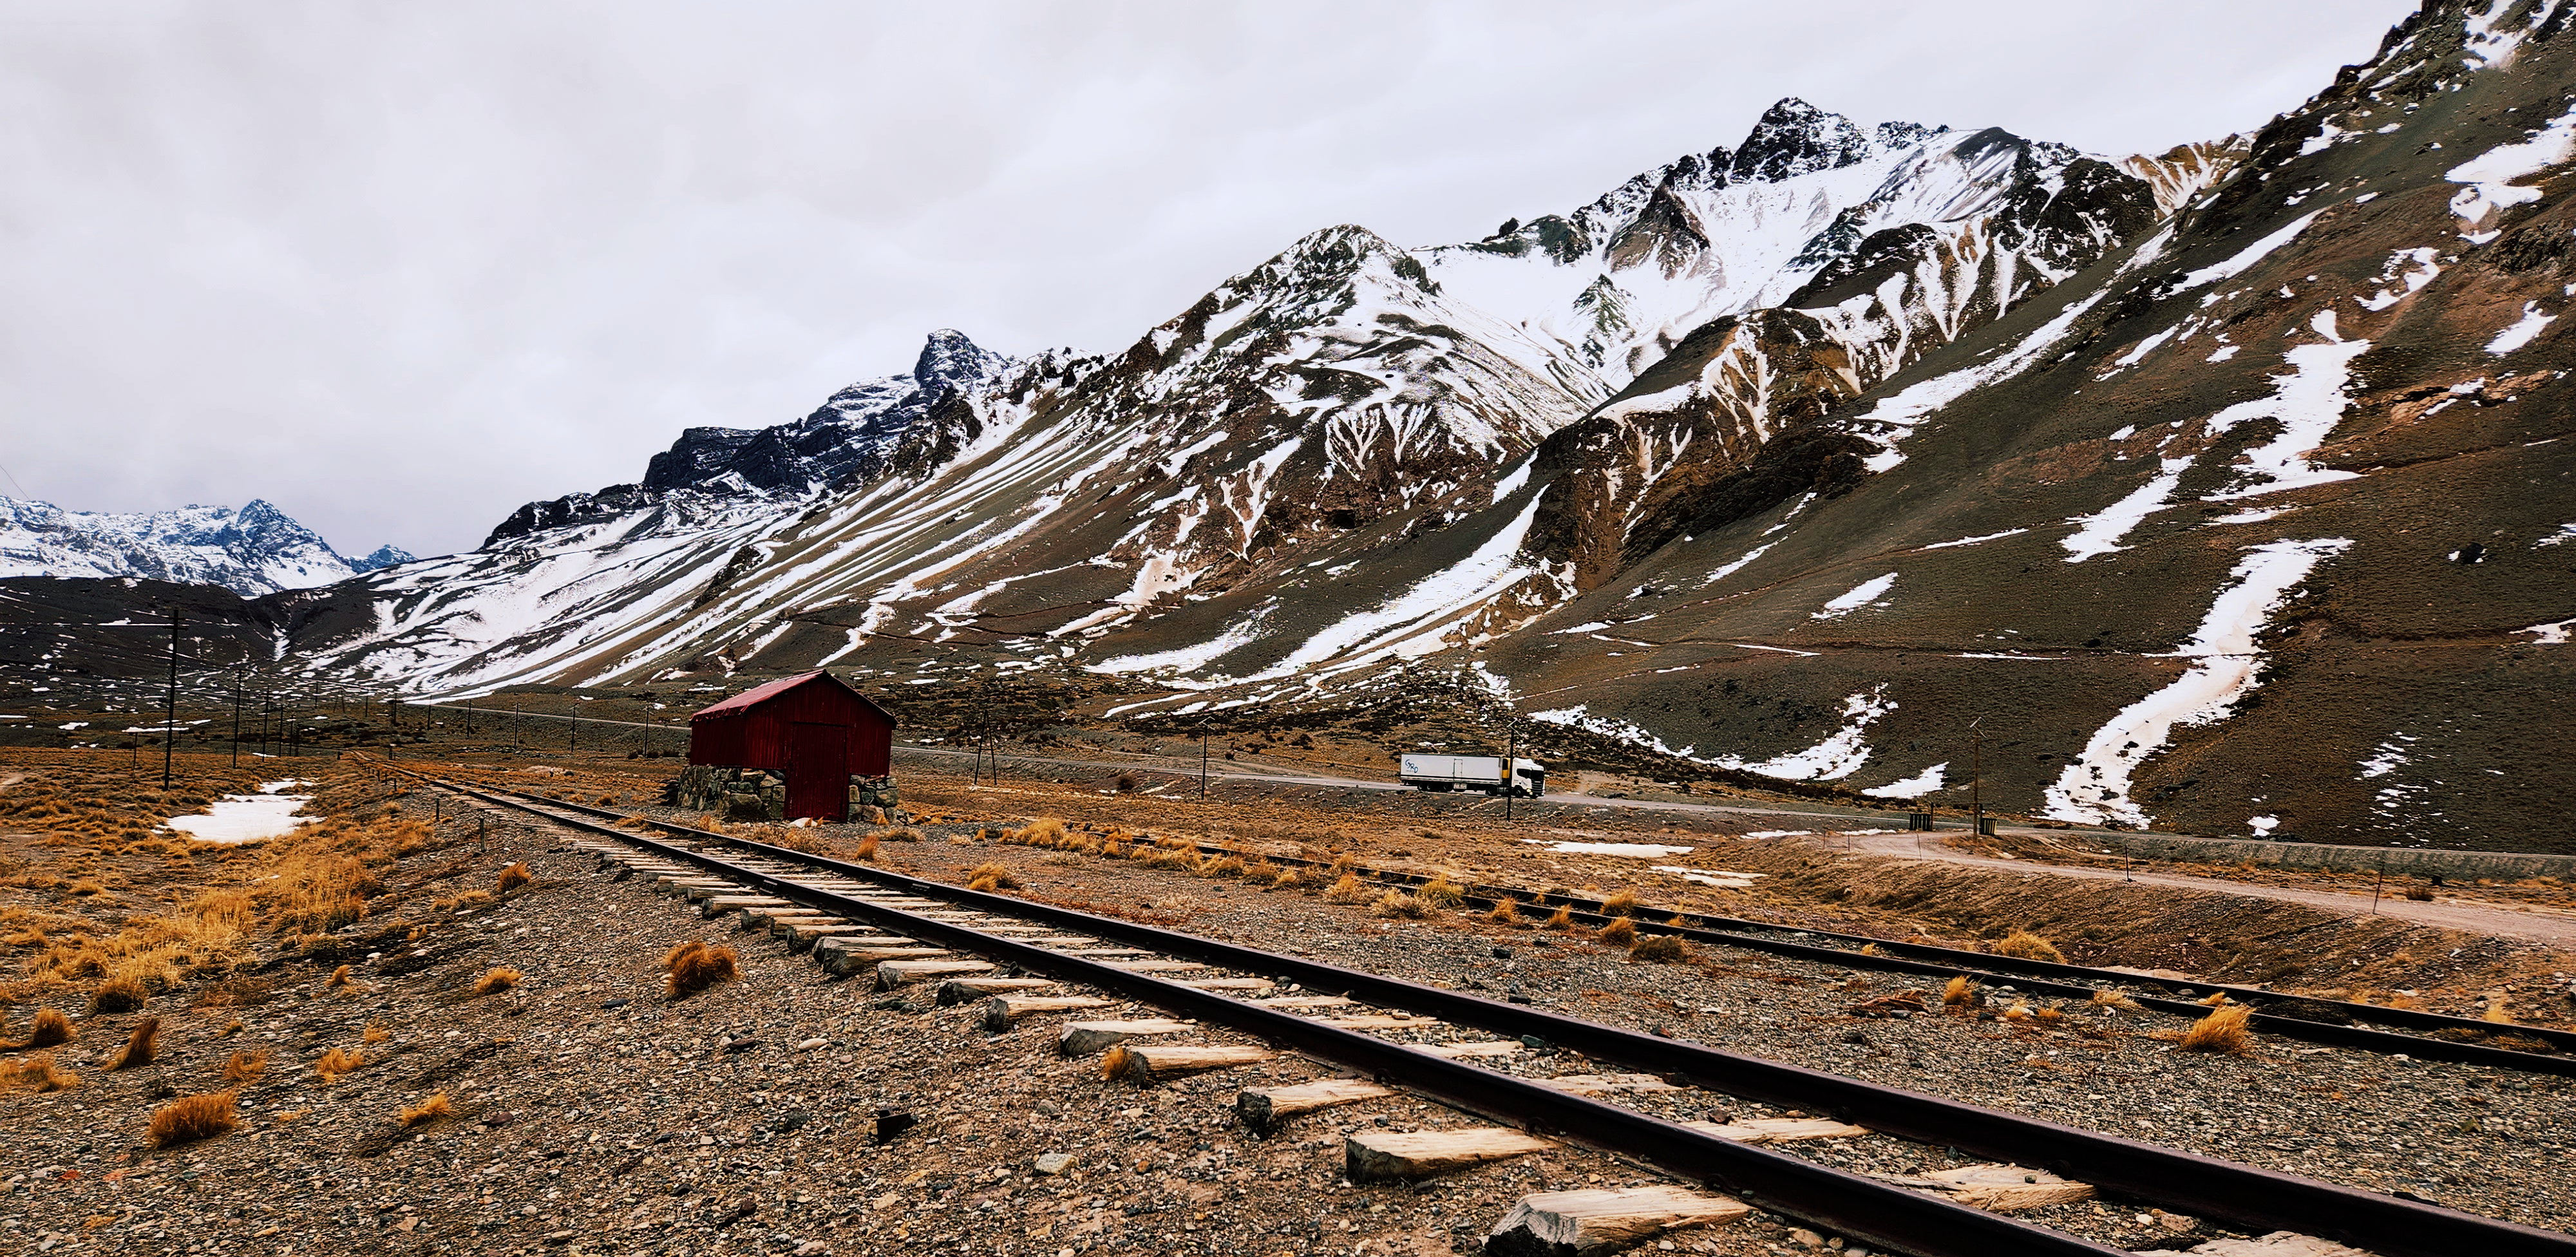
[1508,757,1546,798]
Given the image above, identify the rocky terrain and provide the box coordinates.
[4,1,2570,853]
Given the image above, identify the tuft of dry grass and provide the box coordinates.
[853,834,880,862]
[88,976,149,1015]
[664,940,738,999]
[1992,930,2065,964]
[399,1090,455,1127]
[1630,934,1690,964]
[1372,891,1428,920]
[2089,988,2144,1012]
[963,862,1022,893]
[473,967,522,996]
[147,1090,238,1147]
[869,826,924,844]
[315,1046,366,1081]
[1416,876,1467,910]
[1598,889,1640,918]
[2197,990,2231,1007]
[326,963,355,990]
[363,1023,391,1044]
[1595,918,1638,947]
[9,1007,73,1050]
[1099,1044,1133,1081]
[1942,975,1976,1008]
[105,1017,159,1071]
[1004,818,1066,846]
[1201,855,1246,879]
[3,1053,79,1093]
[2177,1004,2254,1055]
[1542,905,1577,931]
[221,1050,267,1082]
[494,863,533,895]
[1323,873,1371,904]
[2403,885,2434,902]
[1485,896,1521,925]
[2483,995,2515,1024]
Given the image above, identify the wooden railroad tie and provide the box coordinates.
[1874,1163,2094,1212]
[1058,1019,1195,1056]
[980,995,1114,1032]
[1236,1079,1393,1132]
[876,959,996,989]
[1484,1186,1750,1256]
[1347,1127,1555,1182]
[1102,1043,1273,1084]
[1682,1116,1868,1144]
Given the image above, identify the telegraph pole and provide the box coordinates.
[1200,728,1209,800]
[162,609,179,788]
[1504,719,1517,822]
[229,670,243,768]
[1969,715,1985,839]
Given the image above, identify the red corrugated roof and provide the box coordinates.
[690,670,838,719]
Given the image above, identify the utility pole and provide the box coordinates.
[162,608,179,788]
[1504,719,1516,822]
[1969,715,1984,839]
[229,670,243,768]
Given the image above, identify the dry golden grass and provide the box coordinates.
[1598,889,1640,918]
[2177,1005,2254,1055]
[1099,1043,1133,1081]
[473,967,522,996]
[1542,905,1577,931]
[1992,930,2065,963]
[399,1090,455,1127]
[1941,975,1976,1008]
[1323,873,1371,904]
[3,1053,79,1093]
[494,862,533,895]
[2404,885,2435,902]
[326,963,355,990]
[88,976,148,1014]
[7,1007,73,1050]
[2483,994,2515,1024]
[1371,891,1428,919]
[1416,876,1467,909]
[869,826,925,843]
[363,1023,391,1044]
[221,1049,267,1082]
[1595,918,1638,947]
[853,834,880,862]
[665,940,738,998]
[104,1016,159,1071]
[1003,818,1066,846]
[1485,896,1521,924]
[1629,934,1690,963]
[315,1046,366,1081]
[2088,988,2144,1012]
[1201,855,1246,879]
[2197,990,2232,1007]
[963,862,1022,892]
[147,1090,238,1147]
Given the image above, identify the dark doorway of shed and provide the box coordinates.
[787,721,851,821]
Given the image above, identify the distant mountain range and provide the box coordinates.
[6,0,2572,851]
[0,497,411,595]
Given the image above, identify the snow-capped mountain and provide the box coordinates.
[40,0,2571,851]
[0,497,412,595]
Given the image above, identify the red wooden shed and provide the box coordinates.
[687,670,896,821]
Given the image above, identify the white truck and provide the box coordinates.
[1399,754,1546,797]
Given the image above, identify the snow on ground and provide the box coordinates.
[2359,734,2416,778]
[2486,301,2558,355]
[1862,762,1948,799]
[2446,99,2576,240]
[1922,528,2027,551]
[2061,458,2190,562]
[2206,311,2369,500]
[167,780,312,844]
[1812,573,1897,620]
[1537,686,1893,782]
[1651,866,1765,888]
[1521,840,1695,858]
[1850,286,2112,473]
[1090,613,1269,677]
[2172,208,2327,291]
[2520,618,2575,645]
[2042,538,2350,826]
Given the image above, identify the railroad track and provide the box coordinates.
[399,768,2573,1257]
[1104,831,2576,1076]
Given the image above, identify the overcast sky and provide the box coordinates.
[1,1,2416,558]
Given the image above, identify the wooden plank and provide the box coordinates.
[1054,947,1154,957]
[1414,1041,1522,1059]
[1875,1164,2093,1212]
[1485,1187,1751,1256]
[1108,1043,1274,1083]
[980,996,1113,1032]
[2185,1234,2369,1256]
[936,976,1057,1003]
[1104,959,1208,974]
[876,959,996,989]
[814,944,951,974]
[1173,978,1276,992]
[1540,1073,1681,1097]
[1318,1014,1439,1031]
[1059,1019,1195,1056]
[1251,995,1354,1010]
[1347,1128,1555,1182]
[1236,1079,1392,1132]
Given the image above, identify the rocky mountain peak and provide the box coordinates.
[911,328,1009,395]
[0,496,383,595]
[1729,97,1880,182]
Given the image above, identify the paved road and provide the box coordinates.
[1840,832,2576,948]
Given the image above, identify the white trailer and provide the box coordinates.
[1399,754,1546,797]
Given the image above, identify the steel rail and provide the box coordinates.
[412,770,2576,1257]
